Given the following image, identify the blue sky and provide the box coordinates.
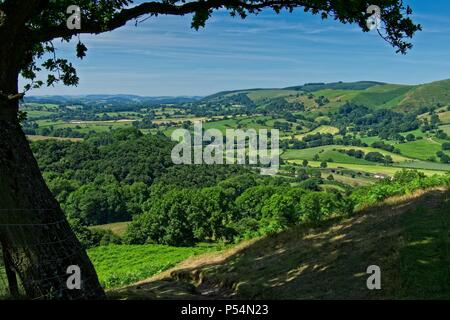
[25,0,450,96]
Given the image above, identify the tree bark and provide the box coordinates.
[1,240,19,297]
[0,71,105,299]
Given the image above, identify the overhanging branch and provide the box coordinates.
[36,0,326,42]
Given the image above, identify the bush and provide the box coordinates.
[351,170,450,209]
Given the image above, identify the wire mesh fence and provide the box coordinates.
[0,209,102,300]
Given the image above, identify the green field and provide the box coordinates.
[287,160,446,177]
[25,110,56,119]
[35,119,134,133]
[27,135,83,142]
[88,244,219,289]
[393,139,449,161]
[396,160,450,171]
[440,124,450,135]
[245,89,300,101]
[396,78,450,111]
[90,222,130,237]
[294,125,339,140]
[282,145,411,163]
[350,84,412,109]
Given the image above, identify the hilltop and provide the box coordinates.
[114,187,450,299]
[202,79,450,113]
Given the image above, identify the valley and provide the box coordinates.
[21,79,450,180]
[2,79,449,299]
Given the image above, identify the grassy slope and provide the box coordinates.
[117,188,450,299]
[207,79,450,113]
[397,79,450,111]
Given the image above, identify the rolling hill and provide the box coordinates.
[202,79,450,113]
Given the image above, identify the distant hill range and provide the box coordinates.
[24,94,203,106]
[25,78,450,112]
[202,78,450,113]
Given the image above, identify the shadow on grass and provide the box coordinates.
[117,189,449,300]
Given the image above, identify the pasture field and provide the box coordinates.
[35,119,134,133]
[27,135,83,142]
[202,118,240,132]
[350,84,412,109]
[245,89,300,101]
[392,139,448,161]
[419,110,450,124]
[90,222,130,237]
[282,145,411,163]
[396,160,450,171]
[287,160,446,177]
[23,103,59,110]
[440,124,450,135]
[98,111,141,118]
[294,125,339,140]
[358,135,382,145]
[284,149,371,165]
[152,116,206,125]
[331,173,373,186]
[399,128,428,139]
[25,110,56,119]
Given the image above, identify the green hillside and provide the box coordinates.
[115,188,450,299]
[202,79,450,113]
[397,79,450,112]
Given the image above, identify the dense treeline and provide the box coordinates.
[125,175,353,246]
[338,149,394,164]
[30,128,355,248]
[281,132,367,150]
[32,128,174,225]
[31,127,450,250]
[31,129,255,246]
[332,103,420,137]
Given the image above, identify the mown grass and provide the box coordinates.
[88,244,220,289]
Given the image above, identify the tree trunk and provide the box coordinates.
[0,75,105,299]
[1,240,19,297]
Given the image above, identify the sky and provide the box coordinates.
[23,0,450,97]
